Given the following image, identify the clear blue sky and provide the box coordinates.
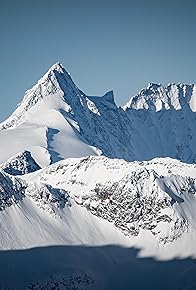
[0,0,196,122]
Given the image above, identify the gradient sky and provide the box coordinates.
[0,0,196,122]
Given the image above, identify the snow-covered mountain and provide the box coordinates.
[123,82,196,163]
[1,63,196,165]
[0,63,196,289]
[0,63,98,168]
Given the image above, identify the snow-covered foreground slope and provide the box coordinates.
[24,156,196,252]
[0,156,196,289]
[0,197,129,289]
[1,63,196,165]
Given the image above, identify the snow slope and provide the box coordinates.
[2,155,196,254]
[25,156,196,249]
[1,156,196,289]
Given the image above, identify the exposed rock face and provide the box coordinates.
[30,156,196,244]
[0,150,41,175]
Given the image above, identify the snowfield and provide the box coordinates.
[0,63,196,289]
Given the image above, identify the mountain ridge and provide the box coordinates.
[0,62,196,167]
[1,62,196,131]
[124,82,196,112]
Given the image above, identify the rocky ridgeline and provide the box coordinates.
[0,170,25,210]
[0,150,41,176]
[0,171,71,217]
[26,182,71,218]
[74,170,193,243]
[26,273,94,290]
[34,156,196,243]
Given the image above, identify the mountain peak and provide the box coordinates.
[38,62,69,85]
[102,90,115,103]
[147,82,162,90]
[49,62,65,73]
[0,62,80,130]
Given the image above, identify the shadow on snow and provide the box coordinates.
[0,244,196,290]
